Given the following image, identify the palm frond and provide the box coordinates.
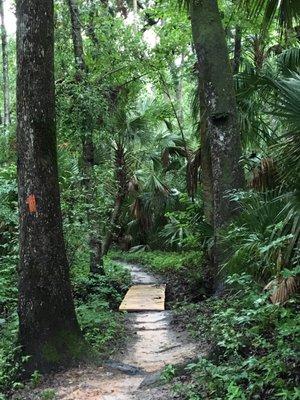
[250,158,278,191]
[223,190,299,281]
[239,0,300,32]
[267,73,300,127]
[277,47,300,74]
[145,173,171,196]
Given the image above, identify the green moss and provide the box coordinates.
[42,344,60,364]
[42,330,91,365]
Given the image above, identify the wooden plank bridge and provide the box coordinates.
[119,284,166,312]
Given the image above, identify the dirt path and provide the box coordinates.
[20,261,201,400]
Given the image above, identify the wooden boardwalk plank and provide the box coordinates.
[119,284,166,312]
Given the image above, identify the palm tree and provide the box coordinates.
[101,108,150,256]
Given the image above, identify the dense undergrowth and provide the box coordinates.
[171,274,300,399]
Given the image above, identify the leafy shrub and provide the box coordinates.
[159,196,212,251]
[0,164,18,317]
[72,259,131,307]
[0,314,24,398]
[73,259,131,355]
[40,389,57,400]
[76,296,126,356]
[174,274,300,399]
[0,165,21,398]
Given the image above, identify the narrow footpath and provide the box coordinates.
[23,262,201,400]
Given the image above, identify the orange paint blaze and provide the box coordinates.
[26,194,37,213]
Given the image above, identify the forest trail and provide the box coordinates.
[24,262,200,400]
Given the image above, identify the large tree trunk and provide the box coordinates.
[190,0,245,291]
[0,0,10,128]
[16,0,84,373]
[198,76,213,225]
[198,66,214,294]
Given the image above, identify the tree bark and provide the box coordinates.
[82,134,104,274]
[0,0,10,127]
[86,0,99,46]
[233,26,242,74]
[190,0,245,291]
[200,126,214,226]
[16,0,84,373]
[67,0,86,73]
[102,143,128,256]
[175,53,185,126]
[102,196,124,256]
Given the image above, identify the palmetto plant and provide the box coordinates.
[268,73,300,188]
[239,0,300,33]
[160,214,191,250]
[101,106,151,256]
[278,47,300,74]
[127,168,175,245]
[226,67,300,299]
[223,190,299,283]
[236,59,300,189]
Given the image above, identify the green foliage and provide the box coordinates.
[30,371,42,388]
[223,190,299,282]
[76,297,126,356]
[0,314,24,397]
[40,389,57,400]
[69,257,131,355]
[73,259,131,355]
[112,249,205,301]
[173,274,300,399]
[0,164,23,398]
[161,364,177,383]
[113,249,203,274]
[238,0,300,33]
[0,163,18,313]
[159,195,212,250]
